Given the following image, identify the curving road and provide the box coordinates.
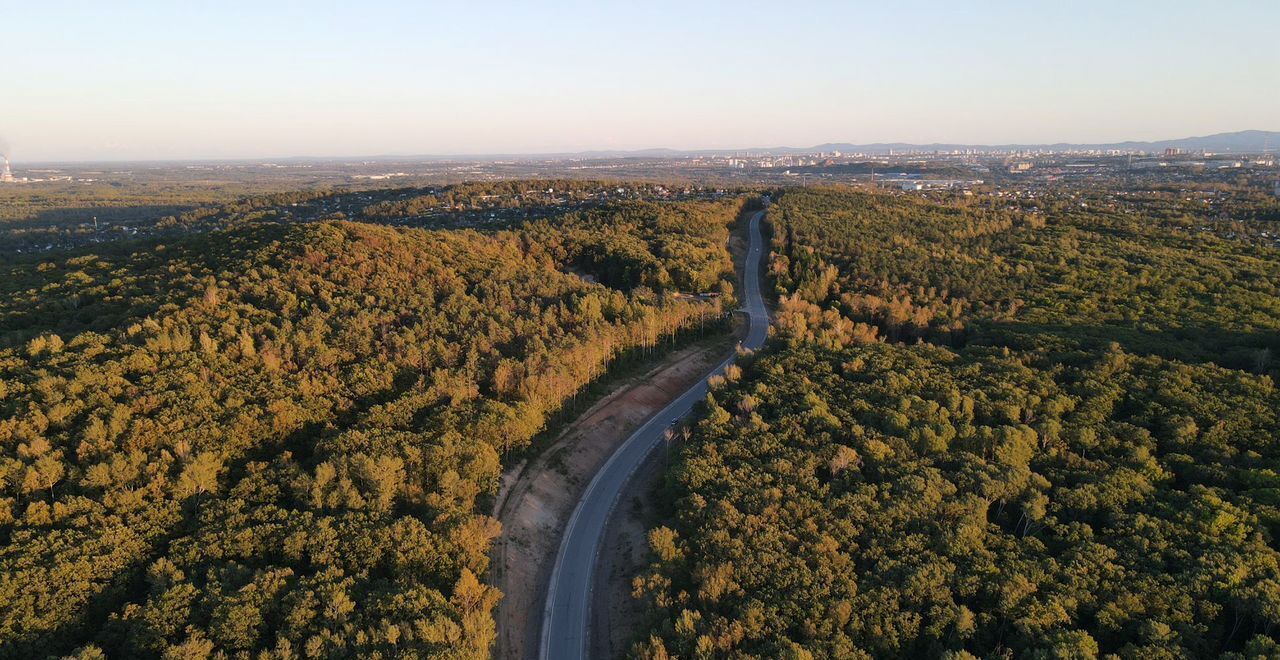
[539,209,770,659]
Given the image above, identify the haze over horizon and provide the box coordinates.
[6,129,1280,166]
[6,0,1279,162]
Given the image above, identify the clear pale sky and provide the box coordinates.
[4,0,1278,161]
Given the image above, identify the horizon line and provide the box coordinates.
[5,129,1277,166]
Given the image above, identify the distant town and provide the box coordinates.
[2,130,1277,257]
[3,131,1277,195]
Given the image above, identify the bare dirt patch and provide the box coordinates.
[491,210,763,659]
[490,339,730,660]
[588,212,766,658]
[590,439,670,659]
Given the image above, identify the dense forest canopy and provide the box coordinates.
[769,188,1279,373]
[0,196,747,658]
[636,187,1280,658]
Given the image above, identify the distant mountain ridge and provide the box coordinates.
[786,130,1280,156]
[24,130,1280,165]
[374,130,1280,160]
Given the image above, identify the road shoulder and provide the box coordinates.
[490,339,730,660]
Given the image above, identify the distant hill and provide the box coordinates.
[768,130,1280,156]
[26,130,1280,165]
[391,130,1280,160]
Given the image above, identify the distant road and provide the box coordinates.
[539,209,770,660]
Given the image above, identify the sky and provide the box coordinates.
[3,0,1278,161]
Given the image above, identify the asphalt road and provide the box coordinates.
[539,209,770,659]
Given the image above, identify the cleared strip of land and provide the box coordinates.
[490,339,732,660]
[540,211,769,660]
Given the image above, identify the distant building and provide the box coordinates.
[1164,147,1186,157]
[875,178,981,192]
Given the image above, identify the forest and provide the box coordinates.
[767,188,1279,374]
[0,175,732,255]
[635,187,1280,658]
[0,195,747,658]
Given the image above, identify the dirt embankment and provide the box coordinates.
[490,340,730,660]
[589,435,671,659]
[588,216,760,658]
[491,212,760,660]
